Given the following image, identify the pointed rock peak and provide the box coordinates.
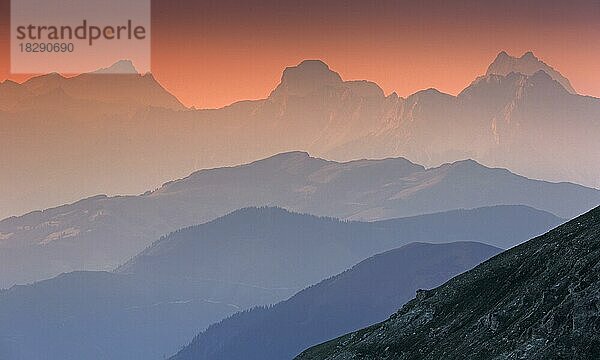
[270,60,343,98]
[486,51,576,94]
[494,51,510,60]
[521,51,537,60]
[91,60,139,74]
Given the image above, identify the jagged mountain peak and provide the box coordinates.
[459,68,570,102]
[521,50,537,60]
[486,50,576,94]
[91,60,139,74]
[12,62,184,110]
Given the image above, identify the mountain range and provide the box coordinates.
[0,60,183,112]
[296,205,600,360]
[170,241,502,360]
[2,151,598,287]
[0,206,560,360]
[1,51,598,219]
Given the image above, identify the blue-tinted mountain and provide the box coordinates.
[0,206,560,360]
[117,206,561,289]
[170,242,501,360]
[1,151,597,287]
[0,271,253,360]
[297,205,600,360]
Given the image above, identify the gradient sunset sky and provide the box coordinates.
[1,0,599,108]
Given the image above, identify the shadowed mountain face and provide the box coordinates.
[1,152,596,287]
[170,242,502,360]
[0,206,559,360]
[296,205,600,360]
[1,52,599,219]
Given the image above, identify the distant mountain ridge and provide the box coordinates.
[170,242,502,360]
[2,65,185,111]
[1,52,599,219]
[296,205,600,360]
[2,151,597,287]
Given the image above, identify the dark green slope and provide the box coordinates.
[297,205,600,360]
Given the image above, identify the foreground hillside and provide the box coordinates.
[1,151,594,287]
[297,205,600,360]
[170,242,501,360]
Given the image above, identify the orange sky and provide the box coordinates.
[1,0,599,108]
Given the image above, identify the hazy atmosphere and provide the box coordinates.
[1,1,599,360]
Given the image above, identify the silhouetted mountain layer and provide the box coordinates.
[325,66,599,188]
[0,206,560,360]
[170,242,502,360]
[0,62,187,219]
[117,206,559,289]
[0,64,184,112]
[2,152,595,287]
[1,52,599,219]
[0,152,594,287]
[297,205,600,360]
